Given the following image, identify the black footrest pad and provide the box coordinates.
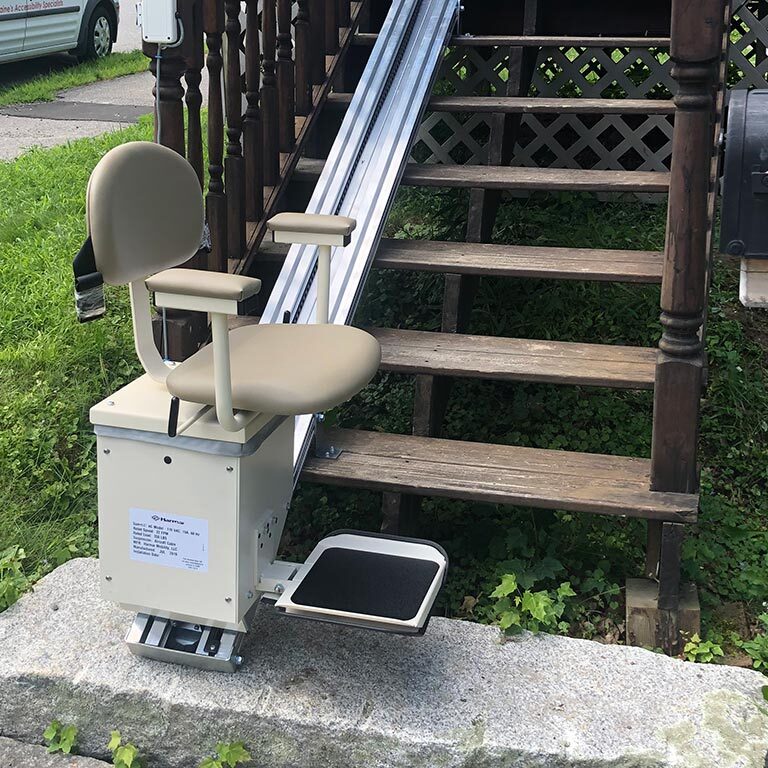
[290,547,440,621]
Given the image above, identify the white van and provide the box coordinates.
[0,0,119,63]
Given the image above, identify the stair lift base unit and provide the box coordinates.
[94,392,293,631]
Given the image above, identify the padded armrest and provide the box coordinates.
[146,268,262,302]
[267,212,357,238]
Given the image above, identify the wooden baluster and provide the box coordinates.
[261,0,280,186]
[338,0,350,29]
[243,0,263,220]
[295,0,312,115]
[145,43,186,154]
[645,0,725,653]
[277,0,295,152]
[325,0,339,55]
[203,0,227,270]
[185,0,205,187]
[224,0,245,260]
[310,0,326,84]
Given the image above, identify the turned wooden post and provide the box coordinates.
[325,0,339,55]
[224,0,245,260]
[310,0,326,84]
[185,0,205,188]
[277,0,295,152]
[261,0,280,186]
[203,0,227,270]
[243,0,263,220]
[338,0,350,28]
[146,44,186,154]
[644,0,725,652]
[295,0,312,115]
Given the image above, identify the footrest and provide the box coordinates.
[274,531,448,634]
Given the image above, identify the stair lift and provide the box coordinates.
[73,141,447,671]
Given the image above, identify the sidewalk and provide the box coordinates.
[0,71,153,160]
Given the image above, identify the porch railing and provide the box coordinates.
[143,0,359,277]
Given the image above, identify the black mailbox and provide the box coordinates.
[721,89,768,258]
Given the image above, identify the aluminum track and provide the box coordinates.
[260,0,457,479]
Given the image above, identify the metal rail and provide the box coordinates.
[260,0,457,479]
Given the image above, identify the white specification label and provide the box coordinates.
[129,508,208,573]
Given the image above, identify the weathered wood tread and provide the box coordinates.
[368,327,657,389]
[293,158,670,193]
[375,239,664,283]
[301,429,698,522]
[326,93,675,115]
[352,33,671,48]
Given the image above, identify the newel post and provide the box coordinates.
[633,0,726,654]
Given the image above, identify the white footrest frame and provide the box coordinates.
[274,531,448,634]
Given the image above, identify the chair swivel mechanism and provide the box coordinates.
[77,141,447,672]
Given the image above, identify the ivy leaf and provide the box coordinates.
[498,609,520,631]
[59,724,78,754]
[43,721,60,742]
[762,685,768,702]
[557,581,576,599]
[490,574,517,599]
[115,743,138,768]
[521,590,551,622]
[217,741,251,767]
[108,731,122,753]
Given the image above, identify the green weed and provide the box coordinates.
[43,720,78,755]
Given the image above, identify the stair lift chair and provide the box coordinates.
[79,142,447,671]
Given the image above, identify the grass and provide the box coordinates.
[0,51,147,107]
[0,120,766,658]
[0,118,152,572]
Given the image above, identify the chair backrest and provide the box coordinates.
[86,141,204,285]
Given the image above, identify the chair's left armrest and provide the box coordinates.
[146,268,262,315]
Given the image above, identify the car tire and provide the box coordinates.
[82,5,115,60]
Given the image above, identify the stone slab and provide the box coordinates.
[0,736,110,767]
[0,558,767,768]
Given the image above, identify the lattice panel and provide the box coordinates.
[415,44,675,175]
[730,1,768,89]
[531,46,674,99]
[414,6,768,174]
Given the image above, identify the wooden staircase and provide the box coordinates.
[286,2,728,653]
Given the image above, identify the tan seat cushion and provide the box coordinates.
[165,324,381,416]
[146,268,262,301]
[267,212,357,238]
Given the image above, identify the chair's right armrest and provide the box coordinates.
[267,213,357,246]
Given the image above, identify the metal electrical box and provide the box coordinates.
[721,89,768,307]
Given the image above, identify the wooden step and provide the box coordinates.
[375,239,664,283]
[326,93,675,115]
[293,158,670,193]
[301,429,698,523]
[352,33,671,48]
[236,240,664,284]
[368,328,657,389]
